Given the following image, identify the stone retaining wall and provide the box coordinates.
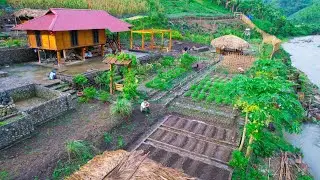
[0,47,37,66]
[0,84,74,149]
[0,112,34,149]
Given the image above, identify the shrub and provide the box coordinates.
[73,74,88,90]
[94,72,110,90]
[117,136,125,149]
[171,30,183,40]
[66,140,93,162]
[78,97,89,103]
[83,87,97,99]
[97,90,110,103]
[103,132,113,145]
[184,91,192,97]
[180,53,197,70]
[110,98,133,118]
[198,92,205,101]
[160,56,175,67]
[0,171,9,180]
[123,71,138,100]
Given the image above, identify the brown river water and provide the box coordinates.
[283,35,320,180]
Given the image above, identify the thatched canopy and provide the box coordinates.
[13,8,47,19]
[211,35,250,50]
[67,150,193,180]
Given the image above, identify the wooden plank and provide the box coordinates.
[48,31,57,50]
[99,29,106,44]
[41,31,50,49]
[27,31,37,48]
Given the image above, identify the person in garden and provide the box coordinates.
[140,99,150,114]
[49,69,57,80]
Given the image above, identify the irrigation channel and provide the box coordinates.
[283,35,320,179]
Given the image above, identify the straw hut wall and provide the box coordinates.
[211,35,250,54]
[13,8,47,22]
[67,150,193,180]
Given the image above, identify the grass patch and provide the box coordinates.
[52,140,94,180]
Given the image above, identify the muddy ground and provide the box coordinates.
[0,101,164,180]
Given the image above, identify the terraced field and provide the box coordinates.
[134,115,239,179]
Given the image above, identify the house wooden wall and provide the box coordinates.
[27,29,106,50]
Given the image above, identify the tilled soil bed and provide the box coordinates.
[132,114,239,180]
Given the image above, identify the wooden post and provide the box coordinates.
[109,64,114,95]
[151,32,154,50]
[81,47,86,61]
[169,31,172,51]
[161,33,164,46]
[57,50,61,65]
[130,30,133,49]
[100,45,105,57]
[63,50,67,59]
[141,34,145,50]
[37,49,41,63]
[117,32,121,52]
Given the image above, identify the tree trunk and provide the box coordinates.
[239,112,248,151]
[245,135,254,158]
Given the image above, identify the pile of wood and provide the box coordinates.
[275,152,309,180]
[67,150,192,180]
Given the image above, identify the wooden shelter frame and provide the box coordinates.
[130,29,172,51]
[103,57,132,94]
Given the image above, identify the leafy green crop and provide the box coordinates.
[83,87,97,100]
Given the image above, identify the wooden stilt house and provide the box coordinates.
[14,8,132,65]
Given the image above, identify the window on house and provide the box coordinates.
[35,31,41,47]
[70,30,78,46]
[92,29,99,44]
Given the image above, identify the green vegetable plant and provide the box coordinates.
[97,90,110,103]
[73,74,88,90]
[110,98,133,120]
[103,132,113,145]
[83,87,97,100]
[117,136,125,149]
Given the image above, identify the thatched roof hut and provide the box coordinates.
[211,35,250,51]
[67,150,193,180]
[13,8,47,20]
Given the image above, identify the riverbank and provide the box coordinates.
[283,35,320,180]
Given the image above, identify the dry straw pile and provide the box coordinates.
[67,150,193,180]
[211,35,250,50]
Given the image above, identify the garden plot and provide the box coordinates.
[133,115,239,179]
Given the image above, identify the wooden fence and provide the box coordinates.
[235,12,282,58]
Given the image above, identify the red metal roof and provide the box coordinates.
[14,8,132,32]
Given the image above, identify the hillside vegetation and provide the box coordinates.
[6,0,149,16]
[5,0,229,17]
[159,0,230,17]
[289,2,320,25]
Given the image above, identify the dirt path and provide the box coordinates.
[0,102,118,180]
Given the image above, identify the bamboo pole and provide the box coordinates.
[141,34,145,50]
[117,32,121,52]
[161,33,164,46]
[37,49,41,63]
[130,30,133,49]
[109,64,114,95]
[239,112,249,151]
[151,32,154,50]
[169,31,172,51]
